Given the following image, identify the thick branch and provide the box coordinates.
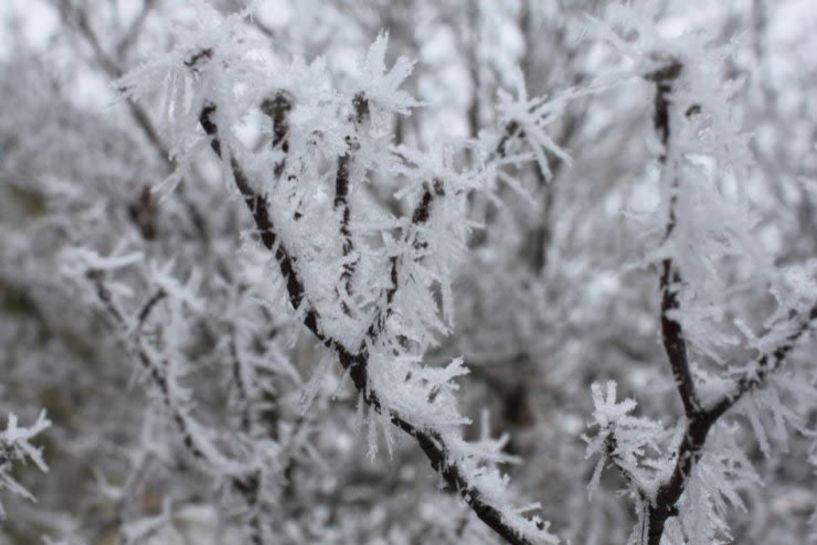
[200,103,306,313]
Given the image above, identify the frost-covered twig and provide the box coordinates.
[87,271,269,545]
[56,0,208,240]
[584,382,661,503]
[645,299,816,545]
[0,411,51,519]
[708,301,817,420]
[648,59,700,419]
[642,56,817,545]
[332,92,369,310]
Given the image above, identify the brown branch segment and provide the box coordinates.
[198,100,544,545]
[648,59,700,419]
[659,260,698,417]
[333,92,372,311]
[200,103,306,313]
[644,58,700,545]
[645,301,816,545]
[332,93,369,309]
[643,58,817,545]
[260,91,292,178]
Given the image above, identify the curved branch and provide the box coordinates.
[198,101,549,545]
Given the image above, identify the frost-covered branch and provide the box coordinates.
[645,298,817,545]
[707,301,817,420]
[85,268,270,545]
[641,61,696,419]
[583,8,817,541]
[56,0,208,240]
[643,57,817,545]
[150,21,564,542]
[0,411,50,519]
[6,2,817,544]
[648,59,701,419]
[197,94,554,545]
[333,92,368,310]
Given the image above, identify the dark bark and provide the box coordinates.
[643,58,817,545]
[198,99,546,545]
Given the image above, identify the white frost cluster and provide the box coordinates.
[0,411,51,518]
[112,4,577,543]
[582,4,817,544]
[584,381,668,500]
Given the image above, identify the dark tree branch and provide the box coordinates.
[197,95,546,545]
[495,121,523,160]
[659,259,698,417]
[366,177,444,344]
[604,432,647,499]
[230,326,256,438]
[260,91,292,179]
[643,58,702,545]
[200,103,306,314]
[707,301,817,420]
[332,93,369,312]
[645,300,817,545]
[136,288,166,329]
[648,60,700,419]
[642,58,817,545]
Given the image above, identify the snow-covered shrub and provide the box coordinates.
[1,1,816,545]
